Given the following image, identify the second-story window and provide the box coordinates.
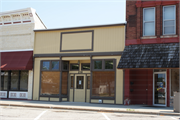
[163,5,176,35]
[143,7,155,36]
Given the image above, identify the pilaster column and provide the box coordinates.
[156,0,161,37]
[136,0,141,39]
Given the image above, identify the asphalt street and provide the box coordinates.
[0,106,179,120]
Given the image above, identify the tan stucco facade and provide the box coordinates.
[33,24,125,104]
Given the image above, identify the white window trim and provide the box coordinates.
[163,5,176,35]
[143,7,155,36]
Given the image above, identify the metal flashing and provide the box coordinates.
[34,23,126,32]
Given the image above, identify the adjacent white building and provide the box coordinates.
[0,8,46,100]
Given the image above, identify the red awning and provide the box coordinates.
[1,51,33,70]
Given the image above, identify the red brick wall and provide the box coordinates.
[126,1,137,40]
[126,0,179,43]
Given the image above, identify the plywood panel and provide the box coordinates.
[61,32,92,50]
[41,71,60,95]
[103,100,114,104]
[92,71,115,97]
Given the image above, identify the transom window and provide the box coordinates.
[70,64,79,70]
[93,59,114,71]
[42,61,50,70]
[163,5,176,35]
[42,61,60,71]
[81,63,90,70]
[105,60,113,69]
[94,60,102,69]
[143,7,155,36]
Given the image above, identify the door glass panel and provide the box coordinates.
[154,74,166,105]
[76,76,84,89]
[11,71,19,90]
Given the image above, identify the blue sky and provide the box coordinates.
[0,0,126,29]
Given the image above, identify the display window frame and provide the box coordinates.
[1,70,28,92]
[39,60,61,97]
[91,59,116,100]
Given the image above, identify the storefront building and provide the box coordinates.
[118,0,179,107]
[33,24,125,104]
[0,8,46,100]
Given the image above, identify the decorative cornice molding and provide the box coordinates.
[136,1,179,8]
[125,37,179,46]
[136,1,141,8]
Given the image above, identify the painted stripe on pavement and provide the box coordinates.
[171,117,178,120]
[101,113,111,120]
[34,110,47,120]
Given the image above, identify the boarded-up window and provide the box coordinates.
[62,72,68,95]
[41,71,60,95]
[129,15,137,27]
[92,71,115,97]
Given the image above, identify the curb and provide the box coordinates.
[0,103,180,116]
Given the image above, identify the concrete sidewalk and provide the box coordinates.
[0,100,179,116]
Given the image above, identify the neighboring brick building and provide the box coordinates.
[118,0,179,107]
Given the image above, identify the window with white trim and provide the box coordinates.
[163,5,176,35]
[143,7,155,36]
